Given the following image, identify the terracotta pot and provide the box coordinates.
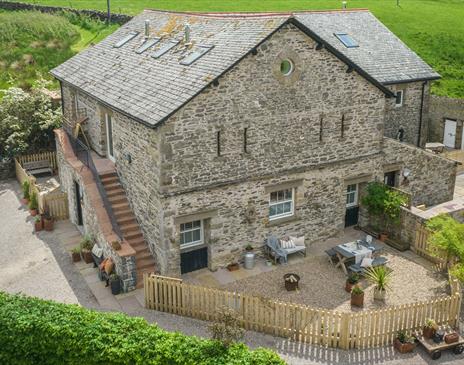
[82,249,93,264]
[34,220,43,232]
[379,233,388,242]
[345,280,357,293]
[72,252,81,262]
[30,209,38,216]
[21,198,29,205]
[227,263,239,271]
[394,339,415,353]
[374,288,386,301]
[351,292,364,307]
[423,326,436,339]
[43,218,53,231]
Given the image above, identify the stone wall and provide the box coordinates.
[428,95,464,148]
[383,81,430,148]
[55,129,137,291]
[0,159,14,180]
[0,1,132,24]
[382,138,457,206]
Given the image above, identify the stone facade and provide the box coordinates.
[428,95,464,148]
[58,24,457,277]
[383,81,430,148]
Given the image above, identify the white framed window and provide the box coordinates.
[180,220,203,248]
[280,59,294,76]
[346,184,358,207]
[395,90,404,107]
[269,188,294,220]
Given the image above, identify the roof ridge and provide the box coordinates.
[141,8,370,18]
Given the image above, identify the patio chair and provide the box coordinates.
[325,248,339,266]
[348,256,389,274]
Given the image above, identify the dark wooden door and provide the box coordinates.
[345,206,359,227]
[180,247,208,274]
[384,171,396,187]
[74,181,83,226]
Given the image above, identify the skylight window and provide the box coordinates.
[113,31,139,48]
[180,45,214,66]
[151,40,179,59]
[136,37,161,54]
[334,33,359,48]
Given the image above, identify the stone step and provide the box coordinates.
[124,231,143,240]
[99,172,117,180]
[103,182,122,191]
[132,243,149,254]
[101,175,119,184]
[112,201,130,211]
[116,216,137,226]
[126,236,146,247]
[136,257,156,270]
[120,223,140,234]
[135,250,152,261]
[106,187,125,197]
[114,209,133,220]
[109,195,127,205]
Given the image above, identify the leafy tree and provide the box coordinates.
[426,214,464,267]
[0,81,61,159]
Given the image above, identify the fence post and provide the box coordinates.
[339,312,350,350]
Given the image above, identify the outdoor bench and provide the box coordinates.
[23,160,53,176]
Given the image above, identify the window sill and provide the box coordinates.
[266,215,300,227]
[180,243,206,253]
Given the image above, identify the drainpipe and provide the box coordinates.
[417,81,427,147]
[59,81,65,115]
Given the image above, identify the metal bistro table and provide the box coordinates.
[333,241,374,275]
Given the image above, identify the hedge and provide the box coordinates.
[0,292,285,365]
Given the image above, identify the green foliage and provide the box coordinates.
[396,330,415,344]
[347,272,360,284]
[22,180,30,200]
[361,182,407,233]
[426,214,464,262]
[449,263,464,283]
[208,306,245,347]
[71,246,81,254]
[364,266,392,291]
[351,285,364,295]
[0,292,284,365]
[79,235,93,250]
[424,318,438,330]
[0,84,61,158]
[28,191,38,210]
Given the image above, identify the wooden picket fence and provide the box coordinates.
[412,222,448,270]
[14,152,68,220]
[144,274,461,349]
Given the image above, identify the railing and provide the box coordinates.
[144,274,461,350]
[65,130,123,239]
[62,107,88,136]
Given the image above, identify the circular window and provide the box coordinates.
[280,59,294,76]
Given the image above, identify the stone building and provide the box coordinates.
[428,95,464,149]
[52,9,456,284]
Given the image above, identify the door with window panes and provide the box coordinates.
[179,220,208,274]
[345,184,359,227]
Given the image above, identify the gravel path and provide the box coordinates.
[224,249,448,312]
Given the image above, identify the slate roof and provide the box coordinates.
[51,9,439,127]
[294,11,440,85]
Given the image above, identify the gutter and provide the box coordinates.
[383,75,441,86]
[417,81,427,147]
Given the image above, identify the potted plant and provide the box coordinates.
[350,285,364,307]
[227,262,239,271]
[21,180,30,205]
[423,318,438,339]
[345,272,360,293]
[109,273,121,295]
[80,235,94,264]
[365,265,392,301]
[111,240,121,250]
[42,210,53,231]
[71,247,82,262]
[245,244,253,252]
[394,330,416,353]
[28,191,38,216]
[34,215,43,232]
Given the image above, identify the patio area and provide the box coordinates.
[182,228,449,312]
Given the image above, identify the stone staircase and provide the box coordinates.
[100,171,155,288]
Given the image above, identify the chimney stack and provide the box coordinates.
[144,20,150,38]
[184,23,191,43]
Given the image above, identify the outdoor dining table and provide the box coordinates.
[333,241,375,275]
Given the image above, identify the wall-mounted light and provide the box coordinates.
[402,168,411,186]
[125,153,132,164]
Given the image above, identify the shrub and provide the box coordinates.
[22,179,30,200]
[0,292,284,365]
[208,306,245,347]
[79,235,93,250]
[364,266,392,291]
[426,214,464,264]
[28,191,38,210]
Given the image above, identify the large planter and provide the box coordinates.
[30,209,38,217]
[110,278,121,295]
[373,288,386,301]
[72,252,81,262]
[34,220,43,232]
[379,233,388,242]
[423,326,436,339]
[394,339,415,353]
[345,280,358,293]
[284,273,300,291]
[351,292,364,307]
[82,249,93,264]
[227,263,239,271]
[21,198,29,205]
[43,217,54,231]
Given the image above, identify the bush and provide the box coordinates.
[0,292,285,365]
[208,306,245,347]
[28,191,38,210]
[22,180,30,200]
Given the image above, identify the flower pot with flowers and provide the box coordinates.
[80,235,94,264]
[345,272,360,293]
[350,285,364,307]
[394,330,416,353]
[423,318,438,339]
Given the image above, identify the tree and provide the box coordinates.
[0,81,61,159]
[426,214,464,266]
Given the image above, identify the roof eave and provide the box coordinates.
[289,18,395,98]
[382,75,441,86]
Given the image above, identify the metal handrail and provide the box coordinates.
[66,130,123,240]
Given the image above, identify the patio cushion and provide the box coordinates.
[285,246,305,254]
[290,236,305,247]
[349,256,388,273]
[360,257,373,267]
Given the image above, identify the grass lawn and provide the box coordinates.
[0,10,118,91]
[10,0,463,98]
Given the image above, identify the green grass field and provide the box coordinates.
[0,10,118,90]
[8,0,463,98]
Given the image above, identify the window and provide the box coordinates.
[243,128,248,153]
[135,37,160,54]
[180,220,203,248]
[113,31,139,48]
[180,45,214,66]
[395,90,404,107]
[346,184,358,207]
[269,188,294,220]
[152,40,179,59]
[216,131,221,156]
[334,33,359,48]
[280,59,294,76]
